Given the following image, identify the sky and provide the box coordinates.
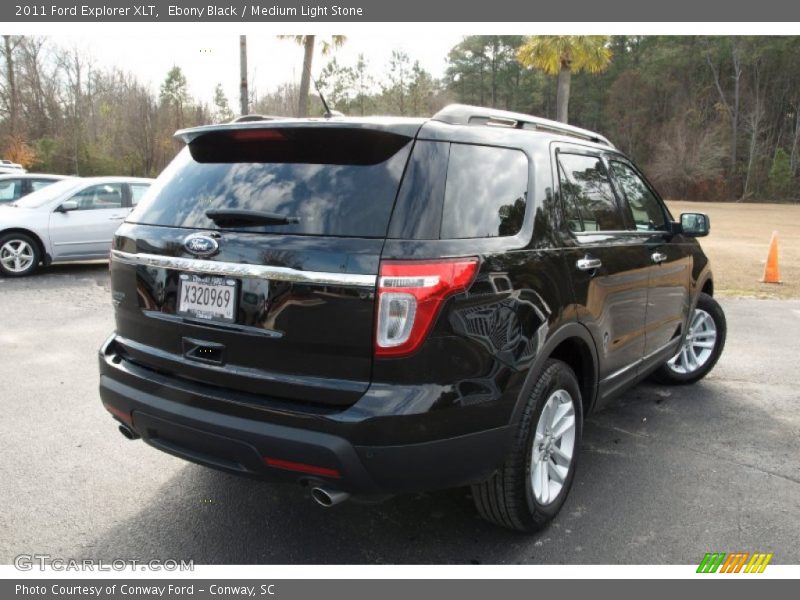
[52,34,464,109]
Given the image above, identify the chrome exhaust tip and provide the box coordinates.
[310,486,350,507]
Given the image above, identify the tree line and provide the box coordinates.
[2,34,800,201]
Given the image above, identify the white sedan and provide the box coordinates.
[0,176,153,277]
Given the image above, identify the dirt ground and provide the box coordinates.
[667,200,800,299]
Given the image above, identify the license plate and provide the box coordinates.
[177,274,238,322]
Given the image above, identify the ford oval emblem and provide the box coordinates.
[184,234,219,257]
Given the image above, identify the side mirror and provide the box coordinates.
[679,212,710,237]
[58,200,79,213]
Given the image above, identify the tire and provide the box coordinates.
[0,232,41,277]
[651,292,726,385]
[472,359,583,532]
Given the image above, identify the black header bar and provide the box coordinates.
[4,0,800,22]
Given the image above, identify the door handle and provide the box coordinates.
[108,216,126,221]
[576,256,602,271]
[651,252,667,264]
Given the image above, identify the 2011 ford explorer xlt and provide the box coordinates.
[99,105,726,531]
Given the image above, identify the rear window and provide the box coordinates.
[129,128,412,238]
[30,178,60,192]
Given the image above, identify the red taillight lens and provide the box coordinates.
[375,258,479,357]
[228,129,286,142]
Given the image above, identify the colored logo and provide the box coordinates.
[184,234,219,257]
[697,552,773,573]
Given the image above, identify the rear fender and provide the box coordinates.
[510,321,599,424]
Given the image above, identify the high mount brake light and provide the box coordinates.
[375,258,479,357]
[227,129,286,142]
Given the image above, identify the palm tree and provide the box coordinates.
[279,35,346,117]
[517,36,612,124]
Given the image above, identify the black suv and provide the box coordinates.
[99,105,726,531]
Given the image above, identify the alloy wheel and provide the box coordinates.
[667,308,718,375]
[531,389,576,505]
[0,239,35,274]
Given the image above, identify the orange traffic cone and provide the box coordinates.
[761,231,781,284]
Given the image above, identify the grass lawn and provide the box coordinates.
[667,200,800,299]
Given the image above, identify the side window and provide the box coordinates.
[441,144,528,239]
[129,184,151,206]
[70,183,124,210]
[0,179,22,202]
[388,141,449,240]
[30,179,58,192]
[609,161,666,231]
[557,153,626,232]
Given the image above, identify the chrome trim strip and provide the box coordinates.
[602,359,640,384]
[110,250,376,288]
[643,337,682,362]
[602,338,683,384]
[53,239,111,246]
[379,275,440,289]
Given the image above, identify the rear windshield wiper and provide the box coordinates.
[205,209,299,226]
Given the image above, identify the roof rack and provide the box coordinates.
[431,104,614,147]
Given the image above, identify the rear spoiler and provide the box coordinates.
[175,118,425,145]
[181,122,424,166]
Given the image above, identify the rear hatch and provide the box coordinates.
[109,120,421,407]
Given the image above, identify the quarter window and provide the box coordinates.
[389,141,449,240]
[557,153,626,232]
[130,184,151,206]
[609,161,666,231]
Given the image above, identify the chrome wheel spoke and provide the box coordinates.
[550,402,572,432]
[687,347,698,370]
[551,416,575,441]
[551,443,571,464]
[539,462,549,503]
[547,460,567,484]
[693,340,715,349]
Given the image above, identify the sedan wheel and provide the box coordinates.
[0,234,40,277]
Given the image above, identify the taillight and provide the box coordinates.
[375,258,479,357]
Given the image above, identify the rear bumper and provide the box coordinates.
[99,335,513,496]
